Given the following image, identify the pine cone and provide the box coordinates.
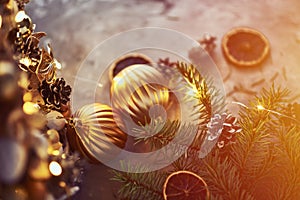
[217,114,242,149]
[206,113,242,149]
[39,78,71,111]
[206,113,227,141]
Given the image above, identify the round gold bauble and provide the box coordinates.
[70,103,127,163]
[46,110,66,131]
[111,64,180,129]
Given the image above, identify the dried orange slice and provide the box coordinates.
[163,170,209,200]
[222,27,270,67]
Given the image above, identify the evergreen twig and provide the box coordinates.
[111,162,166,200]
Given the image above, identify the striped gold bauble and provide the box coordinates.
[110,64,180,130]
[68,103,127,163]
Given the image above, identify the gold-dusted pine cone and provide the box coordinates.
[111,64,180,128]
[69,103,127,163]
[222,27,270,67]
[109,53,153,82]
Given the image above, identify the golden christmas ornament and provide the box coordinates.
[69,103,127,163]
[111,64,180,129]
[46,110,66,131]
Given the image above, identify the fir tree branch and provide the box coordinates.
[176,62,212,124]
[175,62,226,148]
[198,152,254,200]
[111,84,300,200]
[230,85,296,198]
[134,120,205,160]
[270,125,300,200]
[111,163,166,200]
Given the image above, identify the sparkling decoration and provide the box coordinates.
[69,103,127,162]
[222,27,270,67]
[163,170,210,200]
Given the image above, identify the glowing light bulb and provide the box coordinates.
[257,105,264,110]
[49,161,62,176]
